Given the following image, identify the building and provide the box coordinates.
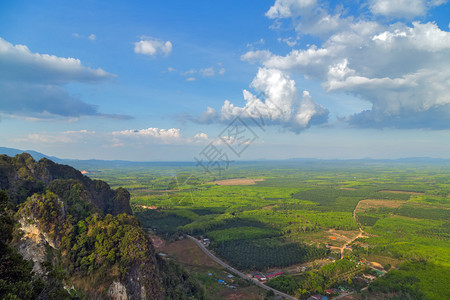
[255,274,266,281]
[264,270,283,278]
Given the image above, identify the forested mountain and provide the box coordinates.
[0,153,204,299]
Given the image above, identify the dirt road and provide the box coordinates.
[336,200,366,259]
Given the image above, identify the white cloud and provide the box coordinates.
[241,50,273,64]
[134,37,172,56]
[14,130,95,144]
[369,0,448,19]
[112,127,212,146]
[266,0,317,18]
[245,2,450,129]
[200,67,215,77]
[14,128,211,148]
[0,37,111,83]
[175,64,225,80]
[200,68,328,133]
[0,37,122,119]
[72,33,97,41]
[246,38,266,48]
[113,127,181,139]
[199,106,219,123]
[279,37,298,47]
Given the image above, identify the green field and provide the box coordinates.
[89,161,450,299]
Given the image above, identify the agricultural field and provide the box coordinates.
[89,161,450,299]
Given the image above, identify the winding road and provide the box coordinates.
[186,235,298,300]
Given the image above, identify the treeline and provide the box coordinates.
[267,259,359,297]
[369,260,449,300]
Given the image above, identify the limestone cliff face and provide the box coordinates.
[13,189,163,300]
[15,193,67,275]
[16,219,49,275]
[108,281,128,300]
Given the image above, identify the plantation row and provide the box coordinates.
[213,239,328,271]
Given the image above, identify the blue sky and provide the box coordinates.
[1,0,450,161]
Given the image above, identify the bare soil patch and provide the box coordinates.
[136,205,158,210]
[160,238,222,268]
[148,232,165,249]
[262,205,275,210]
[356,199,406,212]
[219,286,263,300]
[379,190,424,195]
[364,254,402,268]
[160,238,263,299]
[212,178,265,186]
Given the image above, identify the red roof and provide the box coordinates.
[265,271,283,277]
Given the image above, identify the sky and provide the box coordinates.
[1,0,450,162]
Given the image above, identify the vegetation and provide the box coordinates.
[214,238,327,271]
[0,191,71,299]
[3,154,449,298]
[0,154,205,299]
[87,160,450,299]
[369,260,450,300]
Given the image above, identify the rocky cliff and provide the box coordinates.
[0,153,204,300]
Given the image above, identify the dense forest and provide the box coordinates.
[0,153,204,299]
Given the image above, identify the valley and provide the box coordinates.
[89,161,450,299]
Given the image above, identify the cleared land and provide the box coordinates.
[378,190,424,195]
[212,178,265,186]
[355,199,406,212]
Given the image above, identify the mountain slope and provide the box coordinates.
[0,153,204,299]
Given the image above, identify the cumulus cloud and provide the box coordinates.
[266,0,317,18]
[241,50,273,64]
[369,0,448,19]
[198,68,328,133]
[134,37,172,56]
[0,37,125,119]
[244,1,450,129]
[266,0,354,39]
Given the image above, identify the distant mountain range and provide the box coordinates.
[1,146,450,170]
[0,146,62,162]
